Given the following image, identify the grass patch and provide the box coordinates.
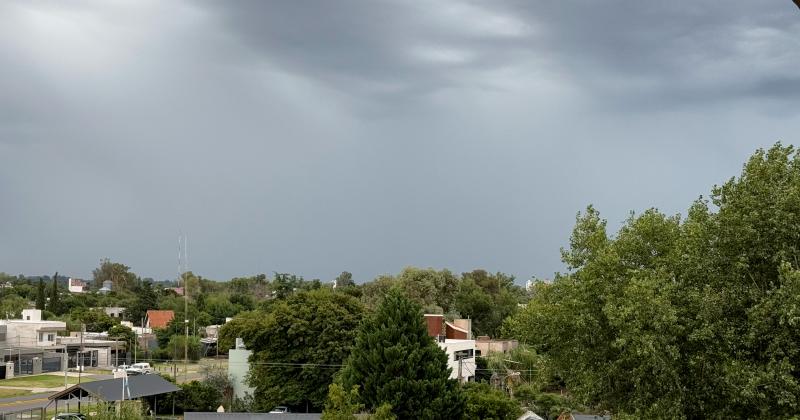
[0,388,31,399]
[0,374,95,388]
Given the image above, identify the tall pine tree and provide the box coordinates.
[338,288,464,420]
[48,272,60,315]
[35,278,46,310]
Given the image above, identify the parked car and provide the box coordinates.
[124,369,143,376]
[129,362,153,373]
[268,406,290,414]
[51,413,87,420]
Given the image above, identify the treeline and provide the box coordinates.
[505,143,800,418]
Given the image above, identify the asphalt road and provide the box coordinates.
[0,391,54,413]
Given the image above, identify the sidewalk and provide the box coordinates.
[0,385,62,393]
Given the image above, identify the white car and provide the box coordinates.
[129,362,153,374]
[268,406,290,414]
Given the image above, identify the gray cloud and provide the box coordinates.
[0,0,798,283]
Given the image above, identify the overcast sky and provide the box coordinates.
[1,1,799,283]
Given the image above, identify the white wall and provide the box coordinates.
[228,348,254,399]
[0,319,66,348]
[437,339,476,383]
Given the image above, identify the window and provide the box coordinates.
[39,332,55,342]
[453,349,473,361]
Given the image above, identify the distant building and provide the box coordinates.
[68,278,88,293]
[58,331,126,368]
[0,309,67,377]
[166,287,185,296]
[145,310,175,329]
[0,309,66,348]
[99,280,113,294]
[424,314,476,383]
[228,338,254,399]
[475,336,519,355]
[102,307,126,319]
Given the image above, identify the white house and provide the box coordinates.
[0,309,66,348]
[68,278,88,293]
[424,314,477,383]
[436,338,477,383]
[102,307,126,319]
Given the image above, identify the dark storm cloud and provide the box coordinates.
[0,0,799,283]
[205,0,800,110]
[200,0,539,108]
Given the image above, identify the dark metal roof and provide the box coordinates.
[49,374,179,402]
[184,414,321,420]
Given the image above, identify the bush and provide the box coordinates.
[463,382,521,420]
[166,334,201,361]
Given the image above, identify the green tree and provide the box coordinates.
[178,380,223,412]
[244,289,364,412]
[505,144,800,418]
[463,382,521,420]
[48,272,61,315]
[93,258,137,290]
[0,294,27,318]
[335,271,355,288]
[339,289,464,420]
[322,384,364,420]
[455,270,522,337]
[109,324,136,349]
[35,278,46,310]
[75,309,116,332]
[166,334,201,361]
[218,310,265,352]
[126,280,158,325]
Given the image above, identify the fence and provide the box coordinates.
[0,407,44,420]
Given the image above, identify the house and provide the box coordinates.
[68,278,88,293]
[475,336,519,355]
[102,307,126,319]
[519,411,546,420]
[145,310,175,329]
[58,332,126,368]
[165,287,185,296]
[424,314,476,383]
[0,309,66,348]
[0,309,67,377]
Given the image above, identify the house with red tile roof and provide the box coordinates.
[145,310,175,329]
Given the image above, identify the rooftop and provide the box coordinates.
[146,310,175,329]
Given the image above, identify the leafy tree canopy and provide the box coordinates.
[338,288,464,420]
[504,143,800,418]
[238,288,364,412]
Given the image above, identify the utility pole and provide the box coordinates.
[78,323,84,413]
[63,345,68,389]
[78,324,84,384]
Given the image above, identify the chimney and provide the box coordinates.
[423,314,444,338]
